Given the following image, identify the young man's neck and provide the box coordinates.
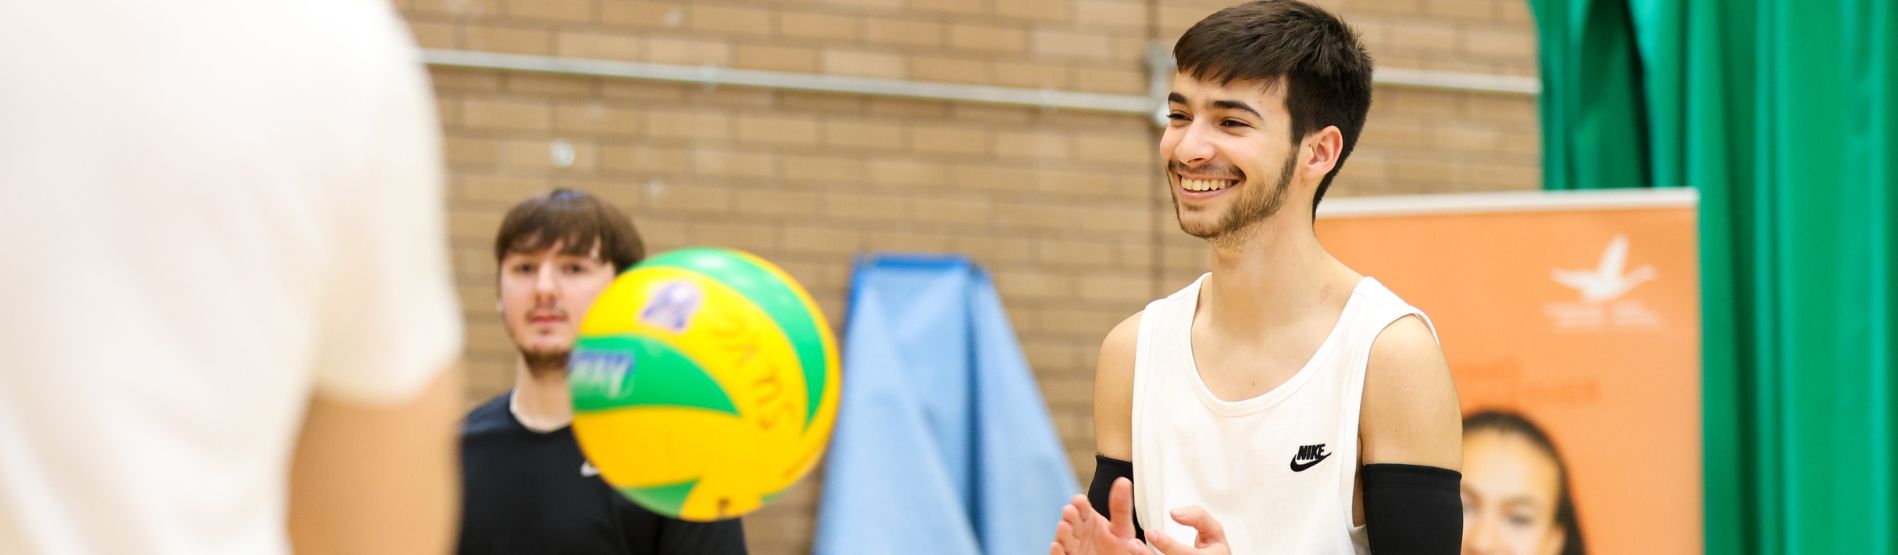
[510,360,573,432]
[1200,211,1357,336]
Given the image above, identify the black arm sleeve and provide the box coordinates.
[1363,463,1462,554]
[654,516,747,555]
[1086,454,1144,541]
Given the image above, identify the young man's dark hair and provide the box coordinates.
[1172,0,1375,212]
[493,188,646,273]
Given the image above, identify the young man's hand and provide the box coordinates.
[1049,477,1234,555]
[1051,477,1142,555]
[1145,506,1232,555]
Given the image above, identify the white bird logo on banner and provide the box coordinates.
[1553,235,1656,303]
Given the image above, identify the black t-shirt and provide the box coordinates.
[456,392,747,555]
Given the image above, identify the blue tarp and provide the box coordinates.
[813,255,1078,555]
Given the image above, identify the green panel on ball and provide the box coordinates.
[620,478,699,518]
[570,335,738,416]
[640,248,831,429]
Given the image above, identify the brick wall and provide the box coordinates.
[399,0,1540,552]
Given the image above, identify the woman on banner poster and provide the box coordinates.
[1461,411,1587,555]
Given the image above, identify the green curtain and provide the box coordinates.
[1533,0,1898,552]
[1528,0,1650,189]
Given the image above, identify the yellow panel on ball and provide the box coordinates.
[723,250,843,495]
[572,406,772,519]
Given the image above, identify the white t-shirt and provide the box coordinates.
[0,1,462,553]
[1131,275,1435,554]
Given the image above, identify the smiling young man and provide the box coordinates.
[457,189,746,555]
[1052,2,1462,554]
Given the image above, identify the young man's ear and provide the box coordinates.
[1300,125,1345,181]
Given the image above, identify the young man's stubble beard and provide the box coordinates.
[522,349,569,376]
[1171,151,1299,248]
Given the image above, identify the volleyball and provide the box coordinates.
[567,247,840,522]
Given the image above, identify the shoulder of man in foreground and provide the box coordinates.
[291,369,463,555]
[1093,311,1144,461]
[1359,315,1461,469]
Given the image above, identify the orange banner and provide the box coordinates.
[1317,190,1700,555]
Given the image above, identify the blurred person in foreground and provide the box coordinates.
[0,1,462,553]
[1461,411,1586,555]
[455,189,746,555]
[1052,1,1462,553]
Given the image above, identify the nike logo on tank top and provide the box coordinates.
[1130,275,1435,554]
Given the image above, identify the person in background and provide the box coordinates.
[1461,410,1587,555]
[456,189,747,555]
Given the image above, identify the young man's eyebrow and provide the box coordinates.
[1166,93,1264,120]
[1211,99,1262,119]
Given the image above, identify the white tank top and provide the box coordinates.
[1131,274,1434,554]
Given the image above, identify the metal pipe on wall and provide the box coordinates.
[421,49,1155,114]
[419,48,1539,121]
